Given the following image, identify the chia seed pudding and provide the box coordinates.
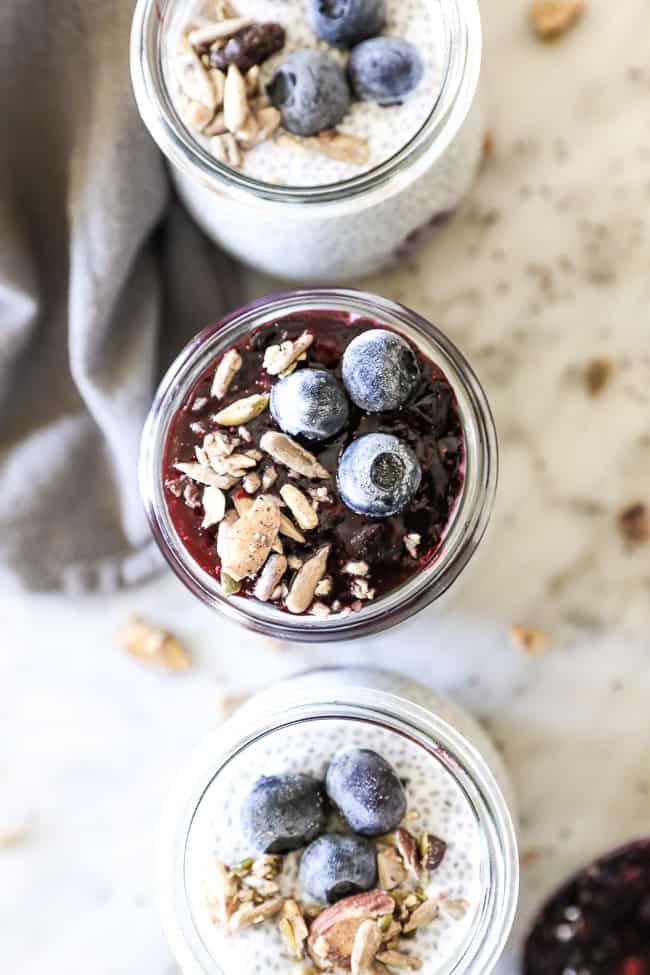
[161,668,517,975]
[162,309,465,618]
[130,0,483,279]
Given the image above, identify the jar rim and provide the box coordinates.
[139,288,498,641]
[156,677,518,975]
[130,0,482,211]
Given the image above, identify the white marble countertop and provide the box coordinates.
[4,1,650,972]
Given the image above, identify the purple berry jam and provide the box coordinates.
[162,310,465,615]
[524,839,650,975]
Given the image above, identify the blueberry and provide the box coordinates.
[325,748,407,836]
[308,0,385,48]
[337,433,421,518]
[268,50,351,136]
[342,329,420,412]
[299,834,377,903]
[241,773,328,854]
[348,37,424,105]
[270,368,349,441]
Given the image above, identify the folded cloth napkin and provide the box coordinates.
[0,0,237,592]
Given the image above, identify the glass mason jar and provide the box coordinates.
[130,0,483,281]
[140,289,498,641]
[157,667,518,975]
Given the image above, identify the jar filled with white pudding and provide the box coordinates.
[158,668,518,975]
[130,0,483,281]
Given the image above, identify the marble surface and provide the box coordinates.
[4,1,650,972]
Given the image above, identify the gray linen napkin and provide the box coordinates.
[0,0,237,592]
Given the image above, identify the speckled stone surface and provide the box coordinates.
[3,2,650,972]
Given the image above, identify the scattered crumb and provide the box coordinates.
[482,128,495,163]
[520,847,546,867]
[530,1,584,40]
[118,616,191,671]
[618,502,649,546]
[508,624,550,656]
[0,824,31,849]
[585,356,614,396]
[217,689,251,716]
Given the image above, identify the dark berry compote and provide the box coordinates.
[162,311,465,618]
[524,839,650,975]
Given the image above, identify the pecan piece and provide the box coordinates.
[260,431,329,479]
[214,393,269,426]
[420,833,447,872]
[308,891,395,970]
[211,348,242,399]
[280,484,318,530]
[377,846,408,891]
[351,920,382,975]
[286,545,330,614]
[220,495,281,580]
[210,22,286,72]
[263,331,314,375]
[254,553,288,602]
[395,828,423,878]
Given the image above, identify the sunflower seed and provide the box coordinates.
[260,431,329,479]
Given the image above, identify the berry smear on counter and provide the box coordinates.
[163,310,465,618]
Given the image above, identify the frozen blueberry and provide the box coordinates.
[337,433,421,518]
[308,0,385,49]
[348,37,424,105]
[299,834,377,903]
[270,368,349,441]
[342,329,419,412]
[241,773,328,854]
[325,748,407,836]
[268,50,351,136]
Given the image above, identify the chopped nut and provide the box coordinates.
[191,396,208,412]
[252,855,283,878]
[204,110,228,136]
[619,502,649,545]
[262,464,278,490]
[403,534,421,559]
[438,895,470,920]
[482,128,495,162]
[224,63,249,133]
[220,495,281,580]
[402,898,439,933]
[377,846,408,891]
[308,891,395,969]
[209,68,226,108]
[260,431,329,479]
[210,132,242,167]
[343,561,369,577]
[214,393,269,426]
[180,97,216,132]
[206,859,239,924]
[118,616,191,671]
[176,45,218,109]
[203,430,240,458]
[242,873,280,896]
[279,513,306,543]
[243,471,261,494]
[245,64,260,94]
[395,828,422,879]
[228,897,285,932]
[263,331,314,375]
[255,106,282,143]
[311,602,331,619]
[351,920,382,975]
[508,624,549,656]
[420,834,447,872]
[376,950,423,971]
[287,555,304,570]
[585,355,613,396]
[271,583,287,601]
[530,1,584,40]
[315,577,332,597]
[286,545,331,614]
[235,112,260,148]
[188,17,253,48]
[280,899,309,960]
[280,484,319,530]
[202,485,226,528]
[211,348,243,398]
[351,578,375,601]
[184,479,202,508]
[278,130,370,164]
[175,461,237,490]
[254,554,288,602]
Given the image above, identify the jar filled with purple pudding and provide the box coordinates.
[130,0,483,280]
[140,289,497,640]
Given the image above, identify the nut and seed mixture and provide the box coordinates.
[185,718,481,975]
[162,311,465,617]
[165,0,445,186]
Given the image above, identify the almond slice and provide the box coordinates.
[254,554,288,602]
[351,920,382,975]
[280,484,318,530]
[220,495,281,580]
[263,331,314,375]
[205,859,239,925]
[286,545,331,614]
[260,431,329,479]
[214,393,269,426]
[201,486,226,528]
[211,348,242,398]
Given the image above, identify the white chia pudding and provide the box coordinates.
[185,719,483,974]
[165,0,446,186]
[132,0,483,279]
